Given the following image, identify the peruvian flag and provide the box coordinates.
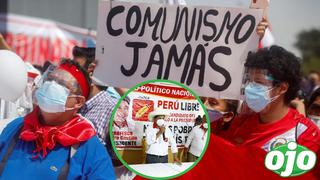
[259,27,275,48]
[250,0,275,48]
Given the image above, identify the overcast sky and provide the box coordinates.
[135,0,320,57]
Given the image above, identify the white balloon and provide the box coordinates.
[0,50,27,102]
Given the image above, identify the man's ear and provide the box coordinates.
[223,112,234,123]
[74,96,86,109]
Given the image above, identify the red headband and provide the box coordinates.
[58,64,90,99]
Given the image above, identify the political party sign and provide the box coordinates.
[113,82,205,150]
[94,0,262,99]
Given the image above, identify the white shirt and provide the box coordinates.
[184,125,207,157]
[145,125,178,156]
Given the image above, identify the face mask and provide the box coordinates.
[156,119,165,127]
[308,115,320,127]
[203,123,208,129]
[35,81,73,113]
[244,82,279,113]
[207,109,224,122]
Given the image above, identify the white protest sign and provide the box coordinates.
[94,1,263,99]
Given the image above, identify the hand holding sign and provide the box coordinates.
[250,0,269,19]
[256,20,268,40]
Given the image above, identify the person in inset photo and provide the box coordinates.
[184,115,208,162]
[110,81,208,178]
[113,97,135,132]
[145,108,181,164]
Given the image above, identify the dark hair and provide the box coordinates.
[32,64,43,74]
[72,46,96,70]
[308,87,320,108]
[245,45,302,105]
[43,60,53,73]
[194,115,203,127]
[59,58,92,96]
[96,85,108,91]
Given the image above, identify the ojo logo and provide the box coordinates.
[265,142,317,177]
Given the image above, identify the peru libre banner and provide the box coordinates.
[113,82,204,150]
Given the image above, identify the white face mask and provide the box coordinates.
[35,81,74,113]
[203,123,208,129]
[156,119,165,127]
[308,115,320,128]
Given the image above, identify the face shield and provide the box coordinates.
[33,65,82,113]
[242,68,280,113]
[243,68,276,88]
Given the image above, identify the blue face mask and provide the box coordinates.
[35,81,71,113]
[244,82,278,113]
[207,109,224,122]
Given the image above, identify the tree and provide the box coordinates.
[295,29,320,74]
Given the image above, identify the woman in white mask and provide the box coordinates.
[0,59,115,179]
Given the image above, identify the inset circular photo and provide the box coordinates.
[110,79,210,179]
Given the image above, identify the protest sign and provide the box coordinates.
[95,1,262,99]
[113,82,204,150]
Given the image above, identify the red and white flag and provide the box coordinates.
[259,27,275,48]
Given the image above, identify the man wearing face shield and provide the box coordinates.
[145,108,180,164]
[0,59,115,179]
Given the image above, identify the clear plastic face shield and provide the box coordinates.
[33,65,82,113]
[243,68,275,88]
[241,68,280,113]
[37,65,81,93]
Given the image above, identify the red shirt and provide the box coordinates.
[134,109,320,180]
[221,108,320,179]
[224,109,320,153]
